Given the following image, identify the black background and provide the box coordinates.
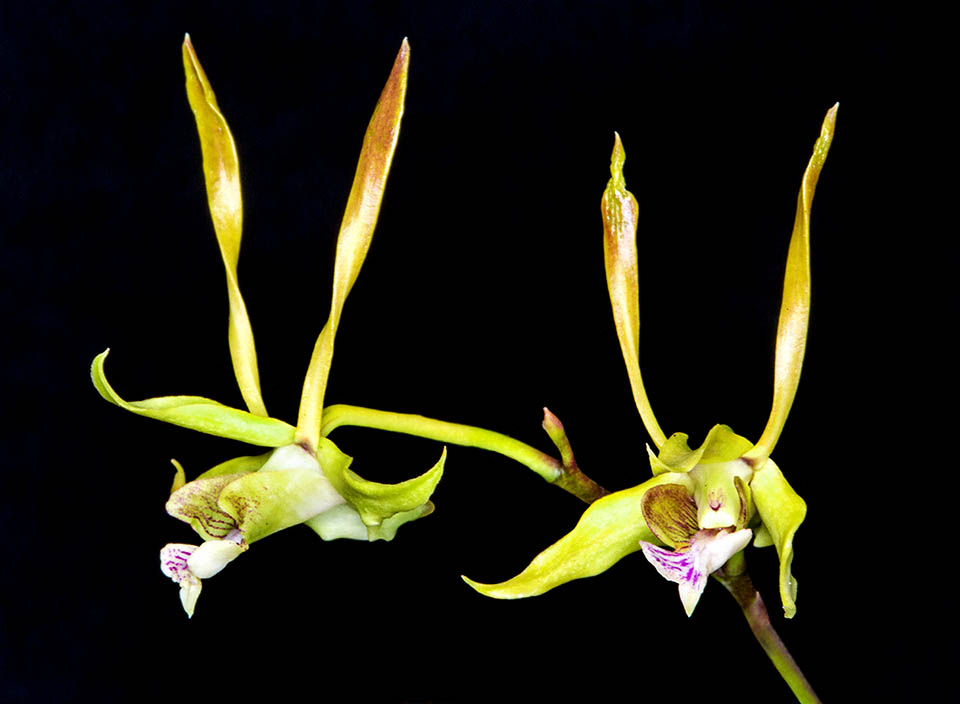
[1,2,940,701]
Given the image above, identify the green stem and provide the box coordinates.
[714,554,820,703]
[320,404,607,503]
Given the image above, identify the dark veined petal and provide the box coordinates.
[641,483,698,548]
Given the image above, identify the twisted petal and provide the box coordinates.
[640,528,753,616]
[183,35,266,417]
[92,350,295,447]
[601,133,665,447]
[748,104,838,462]
[750,456,806,618]
[463,473,691,599]
[297,40,410,449]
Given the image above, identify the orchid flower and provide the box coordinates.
[93,36,443,616]
[465,105,837,619]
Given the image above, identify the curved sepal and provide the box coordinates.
[195,452,272,480]
[316,437,444,529]
[750,456,806,618]
[182,35,266,417]
[367,501,435,541]
[601,133,665,448]
[92,350,295,447]
[649,424,754,475]
[463,473,691,599]
[297,39,410,449]
[748,104,838,463]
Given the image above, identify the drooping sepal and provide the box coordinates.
[750,456,806,618]
[464,473,691,599]
[92,350,296,447]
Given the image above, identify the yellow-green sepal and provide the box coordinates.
[92,349,295,447]
[649,424,754,475]
[182,34,266,418]
[296,40,410,449]
[463,473,692,599]
[746,104,838,463]
[195,452,272,480]
[602,133,666,448]
[750,456,806,618]
[315,437,444,536]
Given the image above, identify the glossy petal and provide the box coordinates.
[464,473,691,598]
[92,350,295,447]
[641,528,753,616]
[748,104,838,462]
[601,133,666,447]
[182,35,266,417]
[750,456,806,618]
[297,40,410,449]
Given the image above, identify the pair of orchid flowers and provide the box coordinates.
[92,36,836,619]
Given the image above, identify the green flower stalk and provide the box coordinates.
[93,36,443,617]
[465,105,838,625]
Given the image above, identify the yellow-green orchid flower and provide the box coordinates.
[93,36,443,617]
[465,105,837,619]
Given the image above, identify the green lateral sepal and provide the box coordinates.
[315,437,445,535]
[463,473,692,599]
[750,456,806,618]
[92,350,296,447]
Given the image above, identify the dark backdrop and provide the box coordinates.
[1,2,937,701]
